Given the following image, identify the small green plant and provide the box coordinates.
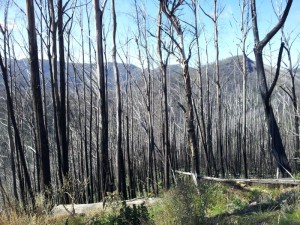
[116,202,152,224]
[232,197,248,209]
[151,177,206,225]
[96,201,152,225]
[294,172,300,180]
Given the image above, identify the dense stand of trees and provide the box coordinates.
[0,0,298,209]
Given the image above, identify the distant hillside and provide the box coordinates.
[0,59,141,90]
[1,55,299,102]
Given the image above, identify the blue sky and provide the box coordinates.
[113,0,300,67]
[1,0,299,67]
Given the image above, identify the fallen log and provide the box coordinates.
[175,170,300,185]
[51,197,161,217]
[202,176,300,185]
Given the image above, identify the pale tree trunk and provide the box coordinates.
[161,0,200,179]
[157,2,170,189]
[134,0,155,194]
[86,1,94,200]
[240,0,250,178]
[202,27,217,176]
[201,0,224,177]
[123,43,135,198]
[242,51,248,178]
[213,0,224,178]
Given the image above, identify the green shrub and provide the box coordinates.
[96,201,152,225]
[151,178,206,225]
[116,202,152,224]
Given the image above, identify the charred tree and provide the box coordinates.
[111,0,127,199]
[250,0,293,177]
[26,0,51,194]
[161,0,200,179]
[93,0,111,200]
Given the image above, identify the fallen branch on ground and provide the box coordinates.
[175,170,300,185]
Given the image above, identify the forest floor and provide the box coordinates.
[1,180,300,224]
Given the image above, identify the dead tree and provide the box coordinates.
[250,0,293,176]
[239,0,251,178]
[57,0,69,181]
[201,0,225,177]
[111,0,127,199]
[26,0,51,194]
[157,1,171,189]
[93,0,111,200]
[0,2,19,203]
[273,1,300,172]
[160,0,200,179]
[0,54,35,207]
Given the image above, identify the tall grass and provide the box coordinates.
[150,178,206,225]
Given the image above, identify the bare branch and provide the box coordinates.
[267,42,285,99]
[259,0,293,49]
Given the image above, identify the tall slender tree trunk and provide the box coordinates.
[161,1,200,181]
[57,0,69,180]
[26,0,51,194]
[48,0,63,186]
[93,0,110,200]
[157,2,170,189]
[240,0,250,178]
[212,0,225,178]
[111,0,127,199]
[242,52,248,178]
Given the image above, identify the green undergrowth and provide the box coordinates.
[150,178,300,224]
[1,180,300,224]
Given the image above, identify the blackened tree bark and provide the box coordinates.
[250,0,293,176]
[0,54,35,207]
[26,0,51,193]
[93,0,111,200]
[273,4,300,171]
[48,0,63,186]
[57,0,69,180]
[111,0,127,200]
[281,45,300,171]
[0,10,19,203]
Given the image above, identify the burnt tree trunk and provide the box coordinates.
[0,54,35,207]
[93,0,111,199]
[26,0,51,194]
[111,0,127,200]
[251,0,293,176]
[57,0,69,180]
